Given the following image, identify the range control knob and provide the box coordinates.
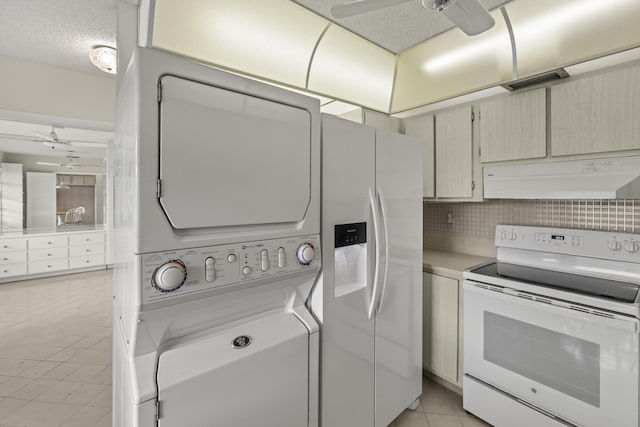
[296,243,315,265]
[499,230,508,240]
[624,241,639,254]
[608,240,622,252]
[152,260,187,292]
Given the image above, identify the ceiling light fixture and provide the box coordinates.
[89,46,117,74]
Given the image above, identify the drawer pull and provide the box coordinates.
[3,245,8,248]
[48,253,52,257]
[3,257,7,261]
[48,242,52,245]
[86,249,91,252]
[3,269,7,273]
[86,260,91,263]
[47,264,52,268]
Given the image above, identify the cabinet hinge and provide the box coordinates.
[156,179,162,198]
[157,81,163,103]
[156,400,162,421]
[479,146,482,157]
[472,181,476,191]
[471,111,475,122]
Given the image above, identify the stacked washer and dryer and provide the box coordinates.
[113,47,322,426]
[113,47,422,426]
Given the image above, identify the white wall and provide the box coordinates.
[0,55,115,123]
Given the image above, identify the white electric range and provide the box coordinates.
[463,225,640,427]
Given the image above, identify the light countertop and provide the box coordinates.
[423,249,492,280]
[0,224,107,238]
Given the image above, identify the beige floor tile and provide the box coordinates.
[87,366,111,385]
[426,413,464,427]
[95,411,112,427]
[395,410,430,427]
[46,347,83,362]
[60,405,111,427]
[67,349,110,366]
[61,383,108,406]
[43,362,104,382]
[421,392,456,415]
[18,360,62,378]
[71,335,104,349]
[90,337,112,351]
[459,415,492,427]
[10,378,59,400]
[35,380,83,403]
[87,385,111,408]
[0,377,33,397]
[0,359,39,376]
[0,397,30,420]
[2,400,81,427]
[446,392,468,416]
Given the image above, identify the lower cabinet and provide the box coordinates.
[0,230,106,282]
[422,271,462,387]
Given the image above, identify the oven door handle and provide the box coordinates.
[464,280,640,333]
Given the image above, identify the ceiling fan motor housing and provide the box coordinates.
[422,0,457,12]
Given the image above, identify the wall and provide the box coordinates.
[0,55,115,124]
[424,199,640,257]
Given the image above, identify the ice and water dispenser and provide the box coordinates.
[334,222,367,297]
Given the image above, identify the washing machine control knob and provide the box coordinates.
[296,243,315,265]
[152,260,187,292]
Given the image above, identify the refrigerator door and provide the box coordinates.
[320,115,376,427]
[374,130,423,427]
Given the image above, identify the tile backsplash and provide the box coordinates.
[425,199,640,238]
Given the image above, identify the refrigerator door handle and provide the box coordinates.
[368,188,382,320]
[376,187,390,314]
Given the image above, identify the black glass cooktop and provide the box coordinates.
[470,262,640,304]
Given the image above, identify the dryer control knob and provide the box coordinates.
[152,260,187,292]
[624,241,639,254]
[296,243,315,265]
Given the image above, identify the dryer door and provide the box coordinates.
[158,75,312,230]
[156,311,310,427]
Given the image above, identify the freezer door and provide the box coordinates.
[158,75,312,230]
[374,129,423,427]
[156,311,310,427]
[320,115,376,427]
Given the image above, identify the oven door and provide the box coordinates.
[464,280,639,427]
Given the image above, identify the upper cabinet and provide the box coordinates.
[435,106,474,199]
[550,63,640,156]
[403,114,435,198]
[479,88,547,163]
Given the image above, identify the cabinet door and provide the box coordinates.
[551,64,640,156]
[403,114,435,198]
[435,107,473,198]
[26,172,56,229]
[480,88,546,162]
[423,272,459,384]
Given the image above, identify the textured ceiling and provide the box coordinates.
[0,0,117,78]
[293,0,512,53]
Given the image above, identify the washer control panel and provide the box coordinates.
[141,235,320,303]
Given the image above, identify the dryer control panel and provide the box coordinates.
[141,235,320,303]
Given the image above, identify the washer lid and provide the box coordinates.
[158,75,312,230]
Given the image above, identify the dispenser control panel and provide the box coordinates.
[335,222,367,248]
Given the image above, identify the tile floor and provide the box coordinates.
[0,270,112,427]
[0,268,492,427]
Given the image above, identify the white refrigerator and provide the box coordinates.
[312,114,423,427]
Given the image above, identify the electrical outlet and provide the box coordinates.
[447,213,453,224]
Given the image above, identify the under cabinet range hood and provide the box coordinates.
[484,156,640,199]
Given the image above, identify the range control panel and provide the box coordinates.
[495,225,640,261]
[141,235,320,303]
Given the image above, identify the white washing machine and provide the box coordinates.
[113,47,321,426]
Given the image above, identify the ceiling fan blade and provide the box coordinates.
[69,141,108,148]
[442,0,495,35]
[33,132,56,142]
[331,0,413,18]
[36,162,63,167]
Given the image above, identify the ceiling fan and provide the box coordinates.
[36,154,97,169]
[330,0,495,36]
[32,125,107,149]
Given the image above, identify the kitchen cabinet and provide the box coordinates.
[0,163,24,231]
[403,114,435,198]
[435,106,474,198]
[0,229,106,282]
[551,63,640,156]
[423,272,459,385]
[26,172,56,229]
[479,88,546,162]
[363,109,401,133]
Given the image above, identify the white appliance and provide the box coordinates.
[483,156,640,199]
[113,47,321,426]
[310,115,423,427]
[463,225,640,427]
